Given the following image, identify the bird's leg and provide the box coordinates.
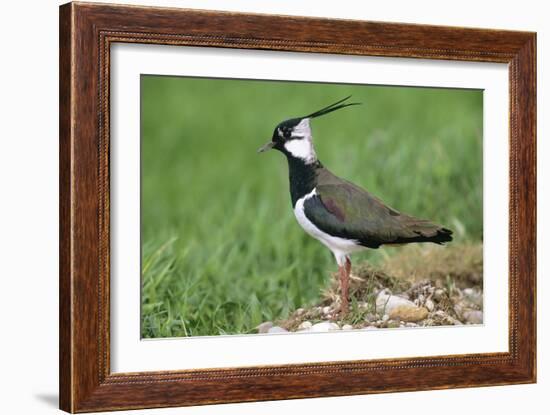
[339,257,351,316]
[345,256,352,280]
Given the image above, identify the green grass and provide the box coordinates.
[140,76,483,338]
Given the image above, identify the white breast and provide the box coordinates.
[293,188,365,265]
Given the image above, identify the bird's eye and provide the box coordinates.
[283,128,291,139]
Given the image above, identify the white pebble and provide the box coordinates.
[434,289,446,301]
[267,326,288,333]
[434,310,447,318]
[462,288,483,307]
[342,324,353,330]
[256,321,273,334]
[310,322,340,332]
[377,291,418,314]
[297,321,312,330]
[425,299,435,311]
[463,310,483,324]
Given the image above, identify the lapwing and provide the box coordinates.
[258,96,453,316]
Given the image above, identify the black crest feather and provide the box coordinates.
[304,95,361,119]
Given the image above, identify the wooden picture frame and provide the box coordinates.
[59,2,536,412]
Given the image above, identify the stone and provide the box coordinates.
[310,322,340,332]
[390,305,429,322]
[425,299,435,311]
[364,313,377,322]
[433,289,446,301]
[454,304,464,316]
[267,326,288,333]
[256,321,273,334]
[322,306,331,315]
[342,324,353,330]
[377,291,429,322]
[298,321,312,330]
[462,288,483,308]
[463,310,483,324]
[376,291,412,312]
[386,320,400,328]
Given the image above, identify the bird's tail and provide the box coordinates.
[396,217,453,245]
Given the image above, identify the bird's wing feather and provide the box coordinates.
[304,181,451,248]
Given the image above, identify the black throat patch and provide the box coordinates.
[286,155,323,207]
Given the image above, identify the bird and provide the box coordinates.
[258,96,453,316]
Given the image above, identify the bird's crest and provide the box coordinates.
[303,95,361,119]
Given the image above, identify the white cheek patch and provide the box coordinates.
[284,138,317,163]
[284,118,317,163]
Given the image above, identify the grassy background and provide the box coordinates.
[140,76,483,338]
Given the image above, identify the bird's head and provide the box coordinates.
[258,96,361,164]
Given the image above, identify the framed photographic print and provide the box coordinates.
[59,2,536,412]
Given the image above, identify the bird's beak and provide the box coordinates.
[257,141,275,153]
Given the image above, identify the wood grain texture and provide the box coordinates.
[59,2,537,412]
[59,3,73,411]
